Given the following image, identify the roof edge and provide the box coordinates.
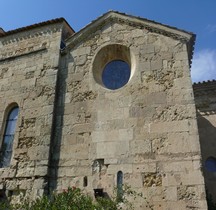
[0,27,5,35]
[193,79,216,88]
[65,11,195,63]
[0,17,75,38]
[193,80,216,96]
[66,11,195,44]
[112,11,195,37]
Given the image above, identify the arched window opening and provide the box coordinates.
[117,171,123,202]
[0,106,19,168]
[205,157,216,172]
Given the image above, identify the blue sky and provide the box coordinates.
[0,0,215,82]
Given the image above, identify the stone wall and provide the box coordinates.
[51,15,207,209]
[0,22,65,202]
[0,12,208,209]
[194,80,216,204]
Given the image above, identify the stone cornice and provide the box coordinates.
[0,18,75,38]
[0,44,47,63]
[193,80,216,97]
[196,109,216,116]
[65,11,195,64]
[194,80,216,115]
[1,25,62,46]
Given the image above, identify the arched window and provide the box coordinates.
[117,171,123,201]
[0,106,19,168]
[205,157,216,172]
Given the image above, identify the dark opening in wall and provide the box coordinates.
[0,190,6,202]
[117,171,123,202]
[205,157,216,172]
[83,176,88,187]
[94,188,104,198]
[60,40,66,50]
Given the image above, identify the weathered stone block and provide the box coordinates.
[71,47,91,57]
[96,141,129,158]
[34,166,48,176]
[107,164,133,174]
[151,60,163,70]
[131,140,152,154]
[133,163,157,173]
[165,186,177,201]
[150,120,190,133]
[33,179,45,189]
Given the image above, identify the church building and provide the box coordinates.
[0,11,215,209]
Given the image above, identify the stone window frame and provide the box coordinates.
[0,103,19,168]
[92,43,136,90]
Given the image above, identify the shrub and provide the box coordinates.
[0,185,145,210]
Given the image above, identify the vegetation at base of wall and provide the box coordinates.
[0,185,151,210]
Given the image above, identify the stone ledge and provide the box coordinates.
[0,46,47,62]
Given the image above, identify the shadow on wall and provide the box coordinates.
[197,113,216,206]
[47,52,73,193]
[0,190,8,202]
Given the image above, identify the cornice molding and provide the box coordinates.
[0,18,74,38]
[1,25,62,46]
[65,11,195,64]
[196,109,216,116]
[193,80,216,97]
[0,45,47,63]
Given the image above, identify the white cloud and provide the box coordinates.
[207,24,216,33]
[191,49,216,83]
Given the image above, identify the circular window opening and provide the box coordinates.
[205,157,216,172]
[102,60,130,90]
[92,44,135,90]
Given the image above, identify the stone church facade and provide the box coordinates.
[0,11,214,209]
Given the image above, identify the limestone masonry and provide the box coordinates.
[0,11,214,209]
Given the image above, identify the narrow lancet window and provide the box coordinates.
[0,106,19,168]
[83,176,88,187]
[117,171,123,201]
